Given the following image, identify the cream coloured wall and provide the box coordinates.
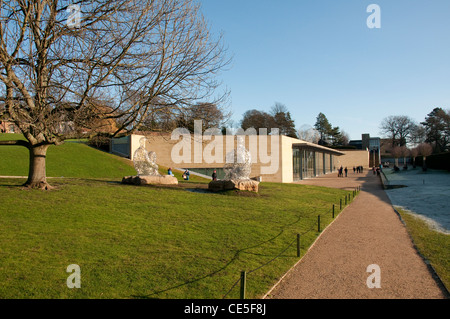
[335,150,370,169]
[133,133,283,181]
[120,133,343,183]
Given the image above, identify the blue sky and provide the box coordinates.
[199,0,450,140]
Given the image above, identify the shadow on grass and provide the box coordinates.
[131,204,314,299]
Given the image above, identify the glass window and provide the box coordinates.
[293,148,301,181]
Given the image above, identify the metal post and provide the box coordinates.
[318,215,321,233]
[240,271,246,299]
[297,234,301,257]
[332,204,335,218]
[340,199,342,210]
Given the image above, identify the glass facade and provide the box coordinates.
[293,148,301,181]
[293,147,337,181]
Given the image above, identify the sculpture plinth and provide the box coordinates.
[208,179,259,192]
[122,175,178,186]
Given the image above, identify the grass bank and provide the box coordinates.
[0,133,355,298]
[395,207,450,292]
[0,134,136,178]
[0,178,352,299]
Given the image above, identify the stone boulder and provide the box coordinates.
[122,175,178,186]
[208,179,259,192]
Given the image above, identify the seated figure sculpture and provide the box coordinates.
[223,136,252,180]
[122,137,177,185]
[209,136,259,192]
[133,137,160,176]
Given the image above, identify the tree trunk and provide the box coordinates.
[422,156,428,172]
[24,144,52,190]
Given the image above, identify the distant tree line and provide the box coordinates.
[380,107,450,154]
[240,102,297,138]
[239,106,350,147]
[137,98,353,149]
[379,107,450,170]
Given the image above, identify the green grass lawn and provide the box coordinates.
[0,133,209,183]
[0,133,137,178]
[0,133,353,299]
[0,178,350,299]
[395,207,450,292]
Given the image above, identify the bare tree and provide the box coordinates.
[410,147,418,168]
[399,145,410,167]
[416,142,433,171]
[339,130,350,146]
[380,115,416,147]
[409,123,426,148]
[0,0,229,189]
[297,124,320,144]
[240,109,275,134]
[176,102,231,133]
[390,145,402,167]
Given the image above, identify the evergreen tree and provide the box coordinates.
[421,107,450,153]
[314,113,332,145]
[270,103,297,138]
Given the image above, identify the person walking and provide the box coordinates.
[344,167,348,177]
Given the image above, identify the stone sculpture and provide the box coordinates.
[133,137,161,176]
[209,136,259,192]
[223,136,252,180]
[122,137,178,186]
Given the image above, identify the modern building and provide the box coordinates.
[111,133,355,183]
[349,133,381,167]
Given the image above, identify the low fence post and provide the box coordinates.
[240,271,246,299]
[340,199,342,210]
[297,234,301,257]
[318,215,321,233]
[332,204,335,218]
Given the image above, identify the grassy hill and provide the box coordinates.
[0,134,209,183]
[0,134,137,178]
[0,133,354,299]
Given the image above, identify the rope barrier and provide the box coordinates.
[223,189,361,299]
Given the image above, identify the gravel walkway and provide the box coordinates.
[265,171,447,299]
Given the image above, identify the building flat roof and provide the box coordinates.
[292,142,346,156]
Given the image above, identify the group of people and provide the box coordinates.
[167,168,220,181]
[338,166,348,177]
[353,166,364,173]
[167,168,191,180]
[337,165,367,177]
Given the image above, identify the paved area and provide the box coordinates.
[265,171,447,299]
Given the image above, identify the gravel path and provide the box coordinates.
[265,171,447,299]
